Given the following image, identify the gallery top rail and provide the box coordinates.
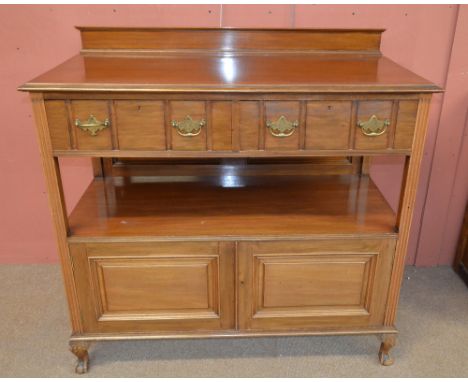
[77,27,384,55]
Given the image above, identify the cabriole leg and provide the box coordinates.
[70,341,90,374]
[378,333,396,366]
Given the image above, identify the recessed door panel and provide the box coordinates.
[238,239,395,330]
[70,241,235,333]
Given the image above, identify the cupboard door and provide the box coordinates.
[238,239,395,331]
[70,241,235,333]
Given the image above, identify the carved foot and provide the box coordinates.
[378,334,396,366]
[70,342,90,374]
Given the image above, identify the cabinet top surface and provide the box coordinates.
[19,27,441,94]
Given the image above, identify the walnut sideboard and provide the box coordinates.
[19,27,441,373]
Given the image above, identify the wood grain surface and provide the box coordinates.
[67,174,396,240]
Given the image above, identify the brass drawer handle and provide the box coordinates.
[171,115,205,137]
[266,115,298,137]
[358,115,390,137]
[75,115,110,136]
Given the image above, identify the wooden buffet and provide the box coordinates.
[19,27,441,373]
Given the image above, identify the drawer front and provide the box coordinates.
[238,238,395,331]
[45,97,418,153]
[355,101,393,150]
[169,101,207,151]
[72,101,113,150]
[115,101,166,150]
[353,100,418,150]
[305,101,352,150]
[70,241,235,333]
[264,101,301,150]
[393,100,419,149]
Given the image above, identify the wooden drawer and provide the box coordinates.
[354,100,419,150]
[305,101,352,150]
[115,101,166,150]
[45,99,234,152]
[258,99,418,151]
[237,238,396,331]
[169,101,207,150]
[45,97,418,153]
[264,101,301,150]
[70,241,235,333]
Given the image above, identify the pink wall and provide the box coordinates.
[415,7,468,266]
[0,5,466,265]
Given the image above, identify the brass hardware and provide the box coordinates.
[358,115,390,137]
[75,115,110,136]
[266,115,298,137]
[171,115,205,137]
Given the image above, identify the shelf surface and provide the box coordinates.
[68,175,397,240]
[20,54,440,93]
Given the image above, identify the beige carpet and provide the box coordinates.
[0,264,467,377]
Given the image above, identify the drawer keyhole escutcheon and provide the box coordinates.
[171,115,206,137]
[358,115,390,137]
[75,115,110,136]
[266,115,299,137]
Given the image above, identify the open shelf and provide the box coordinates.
[67,174,397,241]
